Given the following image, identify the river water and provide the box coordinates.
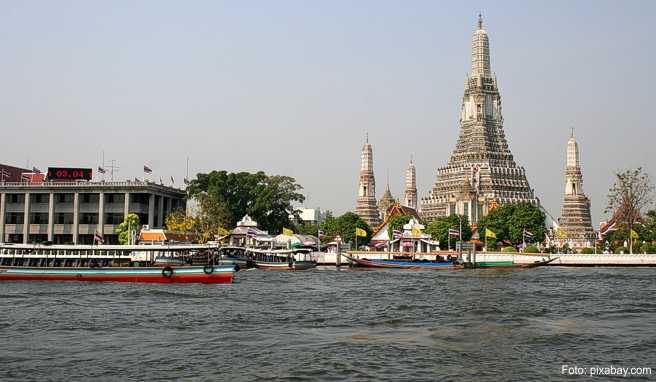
[1,267,655,381]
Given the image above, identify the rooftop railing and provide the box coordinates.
[0,180,186,192]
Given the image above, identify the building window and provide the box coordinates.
[55,213,74,224]
[56,194,74,203]
[104,213,124,225]
[7,194,24,204]
[5,213,24,224]
[79,213,99,224]
[29,213,49,224]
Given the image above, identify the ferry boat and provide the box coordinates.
[245,248,317,270]
[0,243,236,284]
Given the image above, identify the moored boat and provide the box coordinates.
[462,253,558,269]
[345,255,462,270]
[246,248,317,271]
[0,264,236,284]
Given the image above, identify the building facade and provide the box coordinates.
[420,15,539,223]
[554,132,596,249]
[356,136,380,227]
[0,180,186,244]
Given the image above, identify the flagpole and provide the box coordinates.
[522,230,526,253]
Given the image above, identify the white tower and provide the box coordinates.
[404,157,417,210]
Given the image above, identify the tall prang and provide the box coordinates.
[403,157,417,210]
[420,15,539,223]
[356,135,380,227]
[554,131,595,249]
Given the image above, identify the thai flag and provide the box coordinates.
[0,168,9,181]
[523,229,534,238]
[448,228,460,237]
[392,229,402,239]
[143,165,152,174]
[94,232,104,244]
[98,166,106,174]
[318,230,326,238]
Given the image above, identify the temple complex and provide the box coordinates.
[553,132,596,249]
[355,135,380,227]
[420,15,539,223]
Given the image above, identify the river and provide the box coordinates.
[1,267,655,381]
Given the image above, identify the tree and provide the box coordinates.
[322,212,371,247]
[606,168,655,253]
[115,213,141,245]
[165,210,198,233]
[187,171,305,233]
[425,215,472,249]
[387,215,414,240]
[477,202,546,245]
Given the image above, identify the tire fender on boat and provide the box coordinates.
[162,266,174,278]
[203,264,214,275]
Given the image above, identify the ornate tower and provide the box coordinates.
[420,15,539,223]
[404,158,417,210]
[378,174,396,221]
[556,131,595,249]
[356,135,380,227]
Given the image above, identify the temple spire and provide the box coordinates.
[471,13,491,76]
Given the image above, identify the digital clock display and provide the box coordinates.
[47,167,93,181]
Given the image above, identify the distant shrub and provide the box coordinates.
[524,245,540,253]
[614,247,629,254]
[501,246,518,253]
[640,243,656,254]
[580,247,595,254]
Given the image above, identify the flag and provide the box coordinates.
[523,229,534,238]
[21,173,30,181]
[159,177,163,184]
[392,229,402,239]
[170,176,175,184]
[143,165,152,174]
[98,166,106,174]
[0,168,9,181]
[184,177,190,185]
[556,227,568,238]
[318,230,325,238]
[630,229,639,239]
[93,232,104,244]
[355,227,367,237]
[134,177,140,182]
[411,226,422,237]
[600,221,617,236]
[485,228,496,239]
[448,228,460,237]
[283,227,294,236]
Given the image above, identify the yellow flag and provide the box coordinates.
[355,227,367,237]
[485,228,496,239]
[411,227,422,237]
[630,229,639,239]
[283,227,294,236]
[556,228,568,238]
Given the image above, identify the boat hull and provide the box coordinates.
[351,258,461,270]
[254,261,317,270]
[0,265,235,284]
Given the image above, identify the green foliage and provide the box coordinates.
[639,242,656,254]
[501,246,518,253]
[187,170,305,233]
[580,247,595,254]
[322,212,371,247]
[477,202,546,245]
[115,213,140,245]
[424,215,472,249]
[524,245,540,253]
[614,247,629,254]
[294,222,320,236]
[387,215,414,240]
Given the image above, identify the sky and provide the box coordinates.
[1,0,654,225]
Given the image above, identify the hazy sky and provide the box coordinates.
[2,0,654,225]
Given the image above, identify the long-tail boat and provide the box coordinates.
[344,254,463,270]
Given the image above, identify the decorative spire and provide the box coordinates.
[471,14,491,76]
[365,132,368,144]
